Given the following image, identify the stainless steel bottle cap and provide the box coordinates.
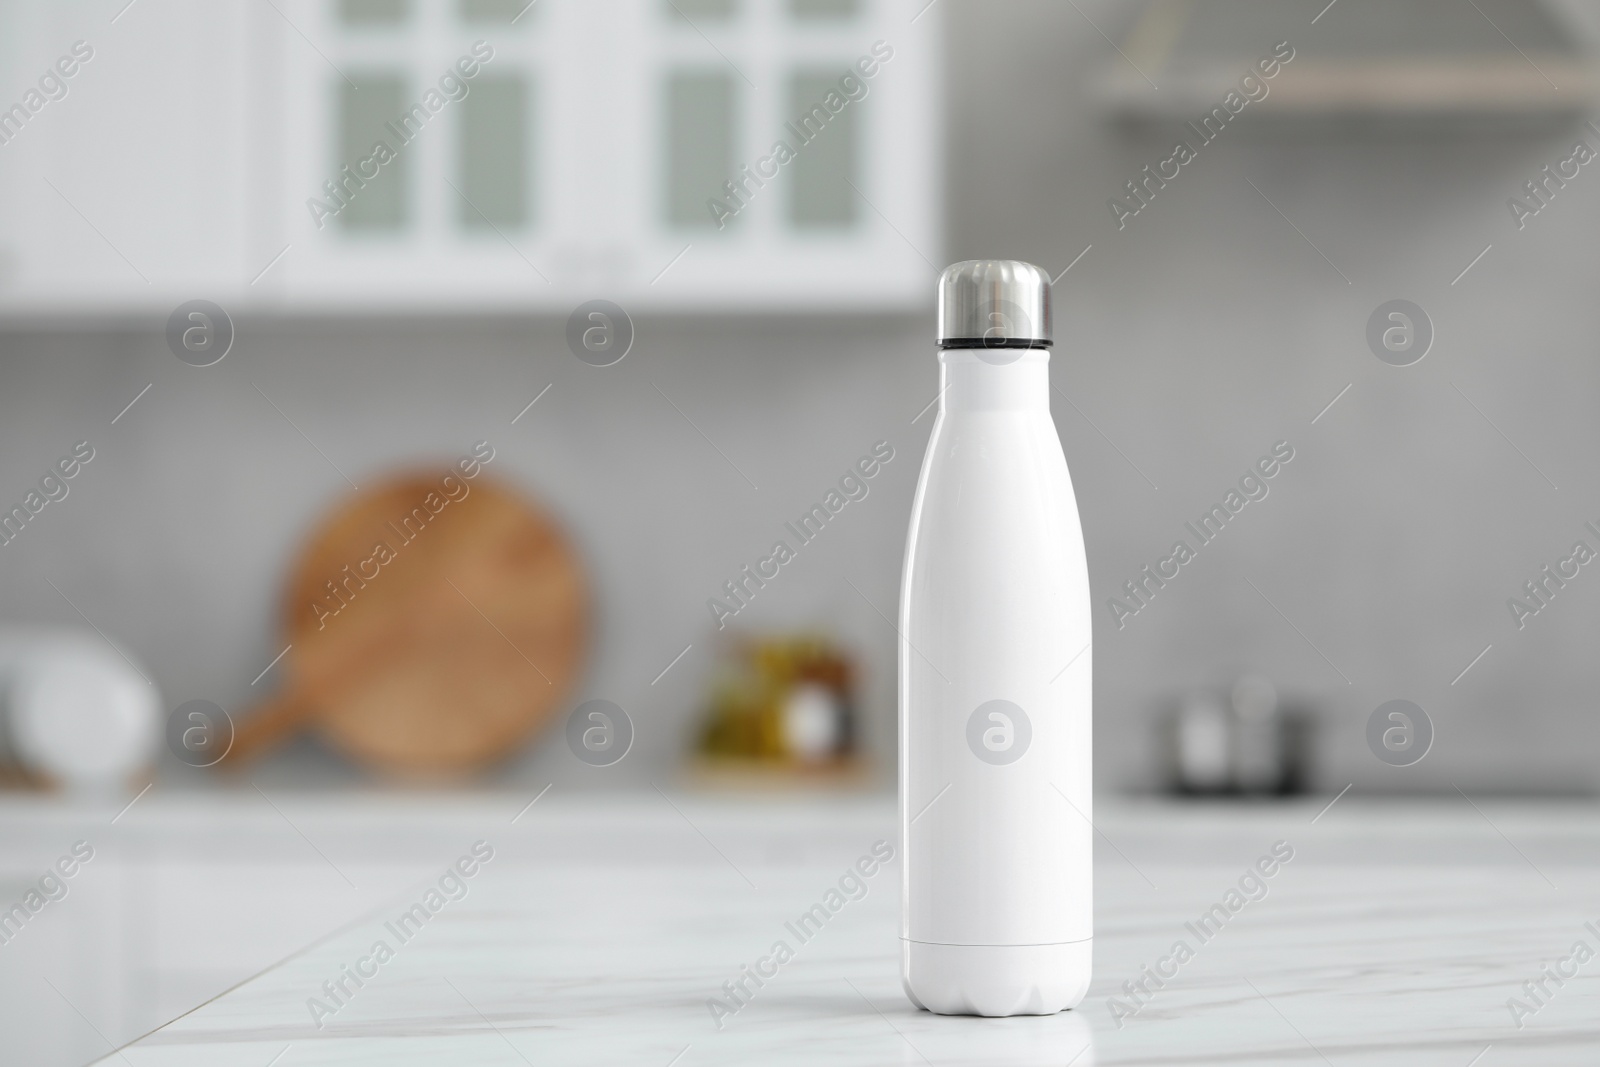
[937,260,1052,348]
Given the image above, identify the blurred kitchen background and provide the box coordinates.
[7,0,1600,1060]
[2,0,1599,796]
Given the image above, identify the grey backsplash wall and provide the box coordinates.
[3,0,1599,795]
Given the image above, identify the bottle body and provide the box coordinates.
[899,348,1092,1016]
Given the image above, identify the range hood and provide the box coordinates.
[1095,0,1598,124]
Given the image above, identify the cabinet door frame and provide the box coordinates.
[271,0,939,311]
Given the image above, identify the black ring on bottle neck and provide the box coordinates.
[937,338,1053,350]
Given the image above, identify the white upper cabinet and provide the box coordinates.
[0,1,262,309]
[0,0,939,314]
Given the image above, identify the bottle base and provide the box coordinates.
[901,939,1091,1017]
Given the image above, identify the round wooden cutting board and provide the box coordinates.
[225,471,588,777]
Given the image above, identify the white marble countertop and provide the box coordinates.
[43,791,1600,1065]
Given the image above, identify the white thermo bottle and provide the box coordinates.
[900,260,1092,1016]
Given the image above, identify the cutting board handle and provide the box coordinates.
[221,690,317,767]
